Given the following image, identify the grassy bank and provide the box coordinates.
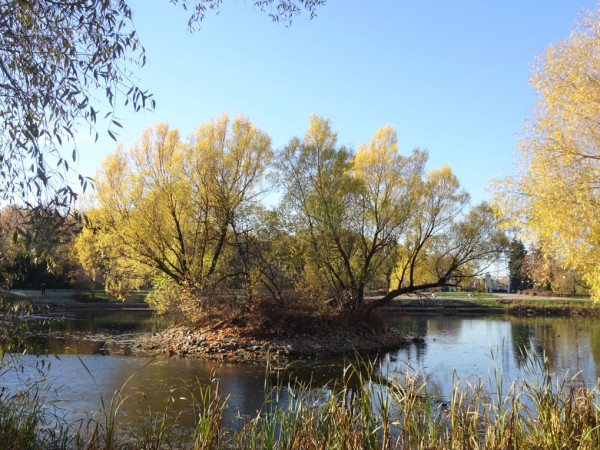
[5,289,150,305]
[390,292,600,317]
[2,356,600,449]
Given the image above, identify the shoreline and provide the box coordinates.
[10,289,599,362]
[137,322,413,362]
[138,298,599,362]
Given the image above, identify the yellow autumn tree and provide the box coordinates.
[494,6,600,299]
[278,115,506,314]
[391,165,469,290]
[77,114,272,317]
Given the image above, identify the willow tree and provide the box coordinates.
[0,0,324,207]
[494,6,600,299]
[79,114,272,310]
[279,115,506,313]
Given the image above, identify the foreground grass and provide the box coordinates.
[2,355,600,449]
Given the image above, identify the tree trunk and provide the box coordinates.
[363,281,452,313]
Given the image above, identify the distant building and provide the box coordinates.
[485,273,509,293]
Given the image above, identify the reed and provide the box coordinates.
[0,357,78,449]
[1,350,600,448]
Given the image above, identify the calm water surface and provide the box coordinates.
[3,311,600,432]
[383,315,599,398]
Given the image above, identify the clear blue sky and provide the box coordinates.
[74,0,599,205]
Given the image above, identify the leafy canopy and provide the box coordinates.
[279,115,506,312]
[494,5,600,299]
[0,0,324,207]
[81,113,272,303]
[0,0,151,206]
[81,113,505,316]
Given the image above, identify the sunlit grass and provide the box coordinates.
[394,291,600,316]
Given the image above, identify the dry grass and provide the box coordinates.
[2,351,600,449]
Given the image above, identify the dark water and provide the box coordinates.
[3,311,600,434]
[26,310,168,355]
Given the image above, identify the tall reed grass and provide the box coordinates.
[1,351,599,449]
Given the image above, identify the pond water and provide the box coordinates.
[384,314,599,398]
[27,309,168,355]
[3,310,600,434]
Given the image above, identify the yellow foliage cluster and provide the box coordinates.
[78,113,272,307]
[279,115,504,311]
[79,113,505,315]
[494,7,600,299]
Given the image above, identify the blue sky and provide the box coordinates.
[75,0,599,205]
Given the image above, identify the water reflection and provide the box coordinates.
[1,355,274,432]
[382,315,599,398]
[510,317,598,382]
[27,310,168,356]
